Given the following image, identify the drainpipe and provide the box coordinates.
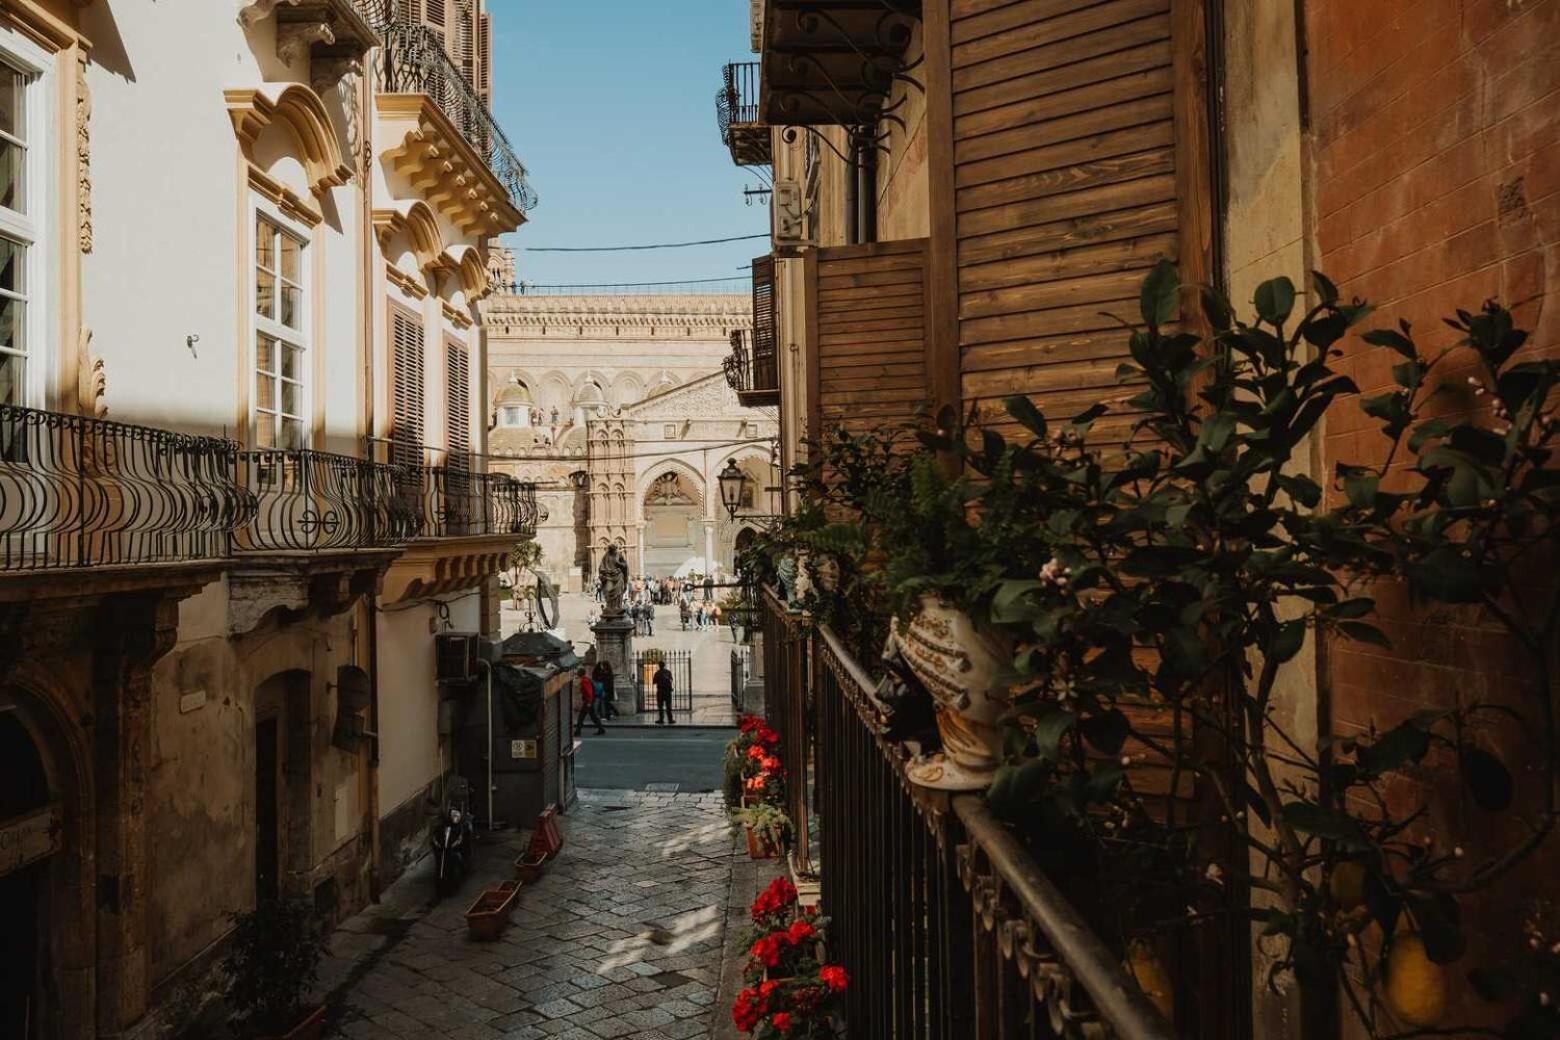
[843,133,859,246]
[477,658,495,830]
[366,596,383,898]
[859,140,878,244]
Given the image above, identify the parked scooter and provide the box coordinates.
[430,778,475,897]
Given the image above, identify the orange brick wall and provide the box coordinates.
[1308,0,1559,1028]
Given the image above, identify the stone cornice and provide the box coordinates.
[377,93,525,237]
[483,293,754,329]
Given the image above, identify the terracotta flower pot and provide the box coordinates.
[466,882,521,941]
[514,850,548,884]
[898,595,1012,791]
[745,826,778,860]
[258,1004,327,1040]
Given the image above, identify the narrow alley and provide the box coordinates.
[320,792,739,1040]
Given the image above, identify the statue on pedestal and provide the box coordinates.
[599,544,629,618]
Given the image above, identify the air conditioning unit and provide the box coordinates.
[749,0,764,51]
[435,632,480,683]
[773,180,810,247]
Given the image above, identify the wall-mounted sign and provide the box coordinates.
[510,739,538,760]
[0,803,63,878]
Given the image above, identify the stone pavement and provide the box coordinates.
[319,791,739,1039]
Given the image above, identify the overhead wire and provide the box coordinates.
[521,233,769,253]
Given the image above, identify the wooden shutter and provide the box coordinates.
[805,239,929,439]
[750,255,778,398]
[944,0,1212,441]
[446,337,470,460]
[478,13,491,100]
[423,0,445,29]
[397,0,420,21]
[391,306,425,470]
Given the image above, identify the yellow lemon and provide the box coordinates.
[1329,862,1367,909]
[1384,931,1447,1027]
[1126,939,1175,1024]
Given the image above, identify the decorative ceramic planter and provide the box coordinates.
[465,881,520,941]
[257,1004,327,1040]
[898,595,1012,791]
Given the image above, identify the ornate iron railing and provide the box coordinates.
[378,20,538,215]
[762,590,1178,1039]
[725,327,779,407]
[0,404,251,571]
[234,449,419,552]
[0,405,539,573]
[717,61,771,166]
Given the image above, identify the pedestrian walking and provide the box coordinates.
[574,666,606,736]
[704,575,713,602]
[653,660,675,725]
[680,600,691,630]
[644,600,655,636]
[592,660,618,720]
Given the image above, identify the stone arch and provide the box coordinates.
[0,674,95,1039]
[609,372,645,408]
[637,458,706,510]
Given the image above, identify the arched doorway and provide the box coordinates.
[640,468,703,577]
[0,703,60,1039]
[253,671,312,905]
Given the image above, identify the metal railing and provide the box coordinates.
[0,404,538,573]
[763,590,1179,1039]
[0,404,251,571]
[234,448,418,552]
[717,61,771,166]
[378,20,538,215]
[724,327,779,404]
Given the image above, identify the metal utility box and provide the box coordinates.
[455,659,578,829]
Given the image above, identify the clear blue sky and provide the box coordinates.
[486,0,767,291]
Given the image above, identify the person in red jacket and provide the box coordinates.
[574,665,606,736]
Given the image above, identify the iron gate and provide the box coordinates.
[632,649,693,716]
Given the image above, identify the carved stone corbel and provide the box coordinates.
[238,0,303,28]
[278,20,336,65]
[77,328,107,419]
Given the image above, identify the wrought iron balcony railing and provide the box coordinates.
[0,404,251,572]
[717,61,771,166]
[761,589,1181,1040]
[234,448,419,552]
[0,404,538,574]
[378,20,538,215]
[725,327,780,408]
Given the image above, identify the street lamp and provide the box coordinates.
[717,458,747,521]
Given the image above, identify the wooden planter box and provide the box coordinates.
[257,1004,327,1040]
[465,881,520,941]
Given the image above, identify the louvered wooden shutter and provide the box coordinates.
[457,3,476,89]
[750,255,778,394]
[478,14,491,101]
[446,338,470,460]
[391,306,425,470]
[397,0,420,21]
[944,0,1211,442]
[805,239,929,439]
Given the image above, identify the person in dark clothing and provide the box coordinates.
[653,662,675,725]
[592,661,617,720]
[574,666,606,736]
[644,601,655,636]
[703,576,713,602]
[599,659,618,719]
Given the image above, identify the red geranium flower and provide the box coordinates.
[771,1011,793,1033]
[787,919,815,943]
[746,744,766,761]
[760,755,782,771]
[820,964,849,992]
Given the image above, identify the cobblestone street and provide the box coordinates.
[319,792,738,1040]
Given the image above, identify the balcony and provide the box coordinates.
[376,20,536,236]
[0,404,537,613]
[724,256,780,407]
[716,61,771,167]
[760,589,1180,1040]
[758,0,921,127]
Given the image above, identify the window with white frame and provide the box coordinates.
[253,212,307,448]
[0,44,49,410]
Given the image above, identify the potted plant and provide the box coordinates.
[221,898,328,1040]
[735,802,791,859]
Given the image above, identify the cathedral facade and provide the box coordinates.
[485,291,781,590]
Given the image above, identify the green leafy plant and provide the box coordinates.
[922,262,1557,1037]
[221,898,327,1034]
[736,802,793,852]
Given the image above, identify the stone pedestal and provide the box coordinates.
[590,614,636,713]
